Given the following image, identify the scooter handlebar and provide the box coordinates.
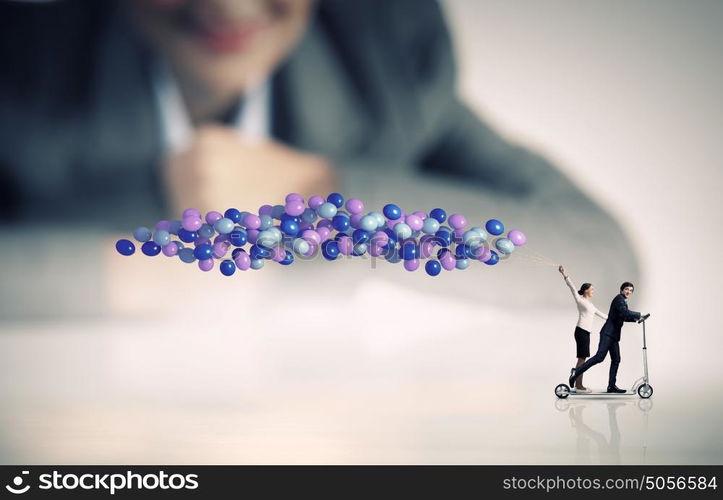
[638,313,651,323]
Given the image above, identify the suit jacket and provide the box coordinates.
[600,294,641,341]
[0,0,640,302]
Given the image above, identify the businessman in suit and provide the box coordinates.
[0,0,639,305]
[569,282,645,393]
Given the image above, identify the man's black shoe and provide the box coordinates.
[606,386,626,394]
[569,368,577,388]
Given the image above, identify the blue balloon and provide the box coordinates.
[141,241,161,256]
[193,244,214,260]
[430,208,447,223]
[280,219,299,236]
[301,208,317,223]
[383,228,399,245]
[178,248,196,263]
[153,230,171,247]
[485,219,505,236]
[435,229,452,247]
[271,205,285,219]
[352,243,368,256]
[198,223,215,239]
[259,215,274,230]
[280,250,294,265]
[456,258,470,270]
[115,239,135,256]
[168,220,182,235]
[177,228,198,243]
[214,218,235,235]
[133,227,152,242]
[250,258,265,270]
[321,240,340,260]
[250,244,271,260]
[485,250,500,265]
[220,259,236,276]
[332,214,351,232]
[425,260,442,276]
[327,192,344,208]
[352,229,371,244]
[229,229,248,247]
[224,208,242,223]
[383,203,402,220]
[399,241,418,260]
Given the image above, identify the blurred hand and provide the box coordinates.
[558,265,566,276]
[163,124,337,216]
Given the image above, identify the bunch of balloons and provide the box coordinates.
[115,193,527,277]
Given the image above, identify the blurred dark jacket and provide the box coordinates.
[0,0,639,299]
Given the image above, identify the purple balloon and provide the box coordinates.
[477,246,492,262]
[316,219,333,230]
[272,246,286,262]
[213,242,229,258]
[182,215,203,232]
[508,230,527,246]
[369,243,384,257]
[183,208,201,218]
[213,234,230,244]
[155,220,171,231]
[247,229,260,244]
[349,214,363,229]
[317,226,331,242]
[405,214,423,231]
[162,241,179,257]
[194,237,211,246]
[258,204,273,216]
[235,251,251,270]
[308,195,325,210]
[243,214,261,230]
[198,259,214,272]
[301,230,321,245]
[371,230,389,246]
[345,198,364,215]
[404,259,420,272]
[448,213,467,230]
[205,211,223,225]
[440,252,456,270]
[285,193,304,203]
[419,234,436,259]
[285,200,305,217]
[412,211,427,220]
[338,236,353,255]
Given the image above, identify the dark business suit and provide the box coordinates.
[574,294,642,388]
[0,0,639,307]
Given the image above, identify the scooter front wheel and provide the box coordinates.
[555,383,570,399]
[637,383,653,399]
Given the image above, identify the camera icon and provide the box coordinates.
[5,471,30,494]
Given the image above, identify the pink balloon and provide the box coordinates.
[246,229,260,244]
[213,242,229,258]
[285,193,304,202]
[272,246,286,262]
[198,259,214,272]
[349,214,363,229]
[243,214,261,230]
[448,213,467,230]
[162,242,179,257]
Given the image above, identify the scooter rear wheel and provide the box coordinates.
[637,383,653,399]
[555,383,570,399]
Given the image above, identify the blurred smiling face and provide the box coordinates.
[128,0,314,95]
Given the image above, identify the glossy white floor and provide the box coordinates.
[1,272,721,464]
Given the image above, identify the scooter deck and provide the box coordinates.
[568,391,635,396]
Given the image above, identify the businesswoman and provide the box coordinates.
[558,265,608,392]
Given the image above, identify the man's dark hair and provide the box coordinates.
[620,282,635,292]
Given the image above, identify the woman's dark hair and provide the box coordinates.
[578,283,592,296]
